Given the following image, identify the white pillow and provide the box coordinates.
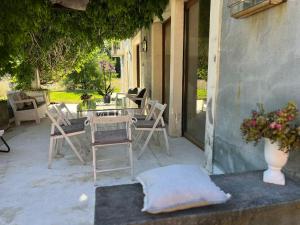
[136,164,231,214]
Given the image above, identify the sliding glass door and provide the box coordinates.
[183,0,210,148]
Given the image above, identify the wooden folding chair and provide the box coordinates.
[133,103,170,159]
[46,107,87,168]
[133,100,158,121]
[90,113,134,184]
[54,103,87,126]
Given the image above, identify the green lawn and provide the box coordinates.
[197,89,207,99]
[50,78,122,104]
[49,90,102,104]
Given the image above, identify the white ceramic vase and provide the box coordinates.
[263,138,289,185]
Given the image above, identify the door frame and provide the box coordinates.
[136,44,141,87]
[204,0,223,173]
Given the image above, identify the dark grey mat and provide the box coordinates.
[95,171,300,225]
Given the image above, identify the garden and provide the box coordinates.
[0,0,168,103]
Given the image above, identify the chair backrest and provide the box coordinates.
[89,113,134,144]
[47,106,66,124]
[144,100,159,120]
[7,91,21,112]
[46,107,69,136]
[151,103,167,128]
[54,103,74,126]
[135,88,147,108]
[56,103,74,118]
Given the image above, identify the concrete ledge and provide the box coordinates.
[95,171,300,225]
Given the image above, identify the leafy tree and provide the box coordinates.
[64,51,117,92]
[0,0,169,89]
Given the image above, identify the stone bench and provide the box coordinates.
[95,171,300,225]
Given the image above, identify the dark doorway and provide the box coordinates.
[162,19,171,123]
[183,0,210,149]
[136,44,141,87]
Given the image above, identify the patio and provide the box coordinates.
[0,105,208,225]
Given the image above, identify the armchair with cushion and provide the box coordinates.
[7,91,47,126]
[116,88,148,113]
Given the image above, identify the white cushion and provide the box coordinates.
[136,164,231,214]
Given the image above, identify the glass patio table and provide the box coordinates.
[76,97,140,117]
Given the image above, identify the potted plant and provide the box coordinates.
[97,60,115,104]
[240,102,300,185]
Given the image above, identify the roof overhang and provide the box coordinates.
[50,0,89,11]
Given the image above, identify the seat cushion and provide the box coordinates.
[69,117,87,125]
[93,129,130,145]
[136,164,231,214]
[17,101,46,111]
[134,114,147,120]
[134,88,146,106]
[128,88,138,94]
[135,120,164,129]
[52,123,85,136]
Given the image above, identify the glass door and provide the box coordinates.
[183,0,210,148]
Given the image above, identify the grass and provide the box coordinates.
[197,89,207,99]
[49,90,102,104]
[51,88,205,104]
[49,78,122,104]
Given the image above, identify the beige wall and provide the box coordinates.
[151,22,163,102]
[131,32,141,88]
[168,0,184,137]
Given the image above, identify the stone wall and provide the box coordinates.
[214,0,300,176]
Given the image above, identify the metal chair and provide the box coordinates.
[0,130,10,153]
[133,103,170,159]
[89,113,134,184]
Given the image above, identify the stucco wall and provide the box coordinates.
[214,1,300,174]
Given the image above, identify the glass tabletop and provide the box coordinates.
[77,97,140,112]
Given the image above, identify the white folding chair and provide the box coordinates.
[54,103,87,126]
[133,103,170,159]
[46,107,87,168]
[90,113,134,184]
[134,99,158,121]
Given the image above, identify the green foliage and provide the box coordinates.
[64,51,117,93]
[0,0,169,89]
[197,67,208,81]
[197,89,207,100]
[241,102,300,152]
[64,57,101,91]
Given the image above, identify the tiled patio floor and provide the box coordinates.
[0,113,206,225]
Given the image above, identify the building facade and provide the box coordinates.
[115,0,300,178]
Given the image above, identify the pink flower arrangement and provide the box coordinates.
[241,102,300,152]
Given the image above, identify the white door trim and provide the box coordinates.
[204,0,223,173]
